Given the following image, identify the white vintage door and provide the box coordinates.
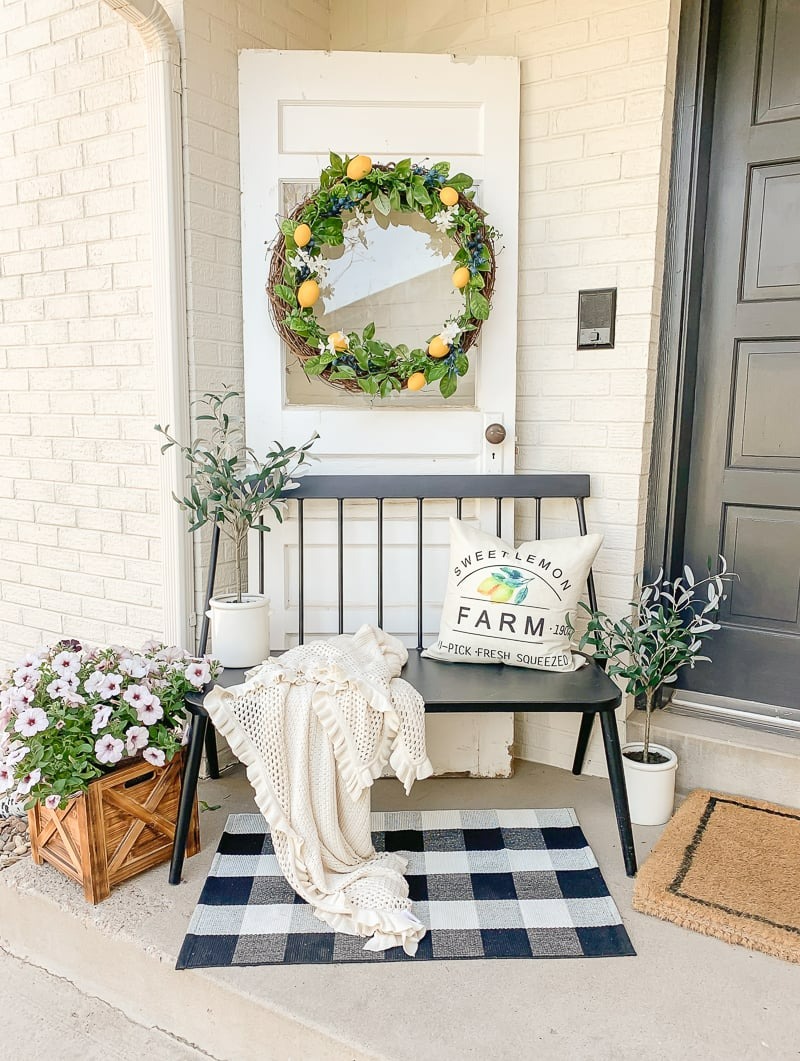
[239,51,520,774]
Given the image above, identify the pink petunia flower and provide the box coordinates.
[44,794,61,811]
[122,684,152,709]
[98,673,123,700]
[135,695,163,726]
[95,734,124,765]
[120,656,148,679]
[90,705,113,735]
[14,652,41,670]
[142,746,165,767]
[125,726,149,755]
[51,650,81,677]
[0,766,15,793]
[84,670,106,695]
[5,741,29,767]
[185,661,211,688]
[47,675,78,700]
[16,768,41,796]
[13,664,41,688]
[14,707,49,737]
[62,691,86,707]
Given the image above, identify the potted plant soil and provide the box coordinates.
[157,389,316,668]
[0,639,220,901]
[578,560,731,827]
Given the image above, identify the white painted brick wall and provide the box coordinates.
[330,0,681,774]
[0,0,161,663]
[162,0,330,627]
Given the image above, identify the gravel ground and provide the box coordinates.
[0,948,210,1060]
[0,815,29,869]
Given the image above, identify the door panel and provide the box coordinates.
[755,0,800,124]
[682,0,800,709]
[742,162,800,299]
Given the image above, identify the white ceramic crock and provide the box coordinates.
[206,594,270,668]
[621,741,678,827]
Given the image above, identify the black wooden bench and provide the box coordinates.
[169,474,636,885]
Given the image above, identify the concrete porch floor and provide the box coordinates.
[1,761,799,1061]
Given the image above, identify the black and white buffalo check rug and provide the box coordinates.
[177,809,634,968]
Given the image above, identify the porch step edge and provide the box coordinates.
[626,712,800,808]
[0,871,381,1061]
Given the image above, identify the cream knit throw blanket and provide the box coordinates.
[203,625,434,956]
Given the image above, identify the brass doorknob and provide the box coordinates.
[485,423,506,445]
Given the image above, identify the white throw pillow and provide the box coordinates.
[422,518,603,672]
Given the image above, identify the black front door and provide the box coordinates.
[681,0,800,710]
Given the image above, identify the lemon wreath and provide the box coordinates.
[266,152,498,399]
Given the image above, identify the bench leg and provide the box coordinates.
[572,712,595,775]
[599,709,637,878]
[170,711,207,885]
[204,721,220,779]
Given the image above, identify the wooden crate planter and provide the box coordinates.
[28,751,199,903]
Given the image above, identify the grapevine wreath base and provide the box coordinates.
[266,152,499,399]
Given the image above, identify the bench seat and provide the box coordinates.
[187,651,621,715]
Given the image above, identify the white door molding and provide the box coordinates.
[102,0,192,648]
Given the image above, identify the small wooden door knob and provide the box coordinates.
[485,423,506,445]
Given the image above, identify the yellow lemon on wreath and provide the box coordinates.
[293,223,312,248]
[297,279,320,308]
[428,335,450,359]
[452,266,470,289]
[346,154,373,180]
[439,185,459,207]
[407,371,426,391]
[328,330,348,352]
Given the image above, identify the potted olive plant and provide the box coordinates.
[157,389,316,667]
[578,560,730,826]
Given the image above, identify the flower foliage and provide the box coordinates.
[577,559,732,761]
[273,152,500,399]
[0,640,220,810]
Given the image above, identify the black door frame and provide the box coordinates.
[645,0,723,578]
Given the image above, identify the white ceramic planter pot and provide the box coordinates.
[621,742,678,827]
[207,594,270,668]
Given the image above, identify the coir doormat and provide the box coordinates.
[177,808,634,967]
[633,789,800,964]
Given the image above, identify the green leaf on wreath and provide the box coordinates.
[447,173,473,191]
[426,360,449,382]
[439,371,458,399]
[315,217,344,246]
[274,284,297,305]
[469,291,490,320]
[280,218,297,238]
[363,322,376,340]
[373,191,391,216]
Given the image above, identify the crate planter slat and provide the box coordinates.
[28,751,198,903]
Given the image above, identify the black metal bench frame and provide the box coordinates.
[169,474,636,885]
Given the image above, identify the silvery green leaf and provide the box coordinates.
[684,564,695,586]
